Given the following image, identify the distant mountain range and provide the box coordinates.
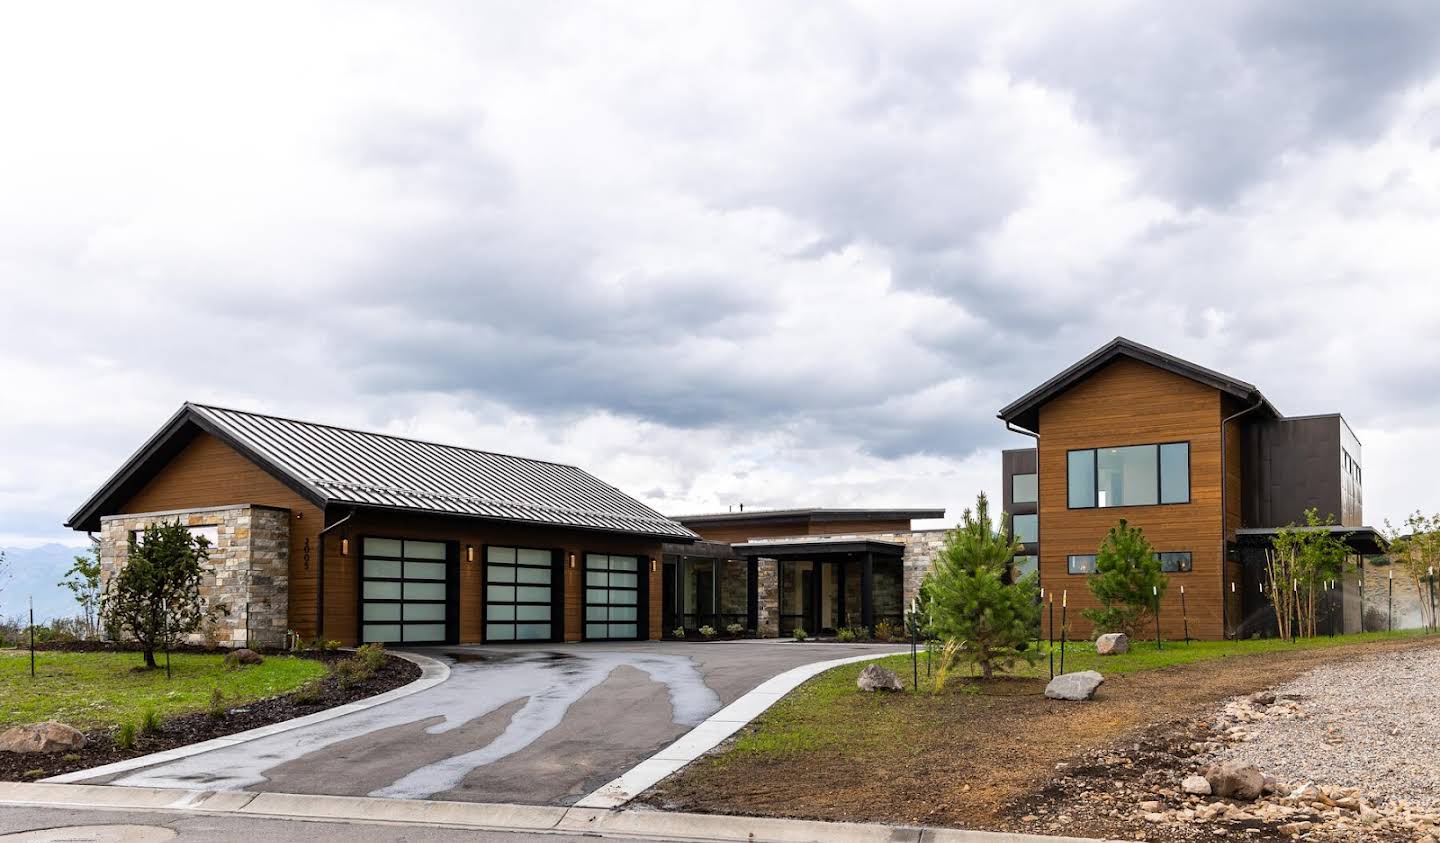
[0,543,89,622]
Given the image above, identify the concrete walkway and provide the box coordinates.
[61,641,903,806]
[0,782,1117,842]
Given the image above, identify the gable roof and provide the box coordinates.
[997,337,1280,433]
[67,403,698,541]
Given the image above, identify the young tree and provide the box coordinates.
[1268,509,1350,638]
[59,546,103,639]
[1384,511,1440,631]
[922,492,1040,681]
[101,521,219,669]
[1083,519,1166,638]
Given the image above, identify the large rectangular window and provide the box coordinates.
[1067,442,1189,508]
[1012,473,1037,504]
[1156,551,1193,573]
[1012,514,1038,544]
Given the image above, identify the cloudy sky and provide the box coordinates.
[3,1,1440,549]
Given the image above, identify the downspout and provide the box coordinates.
[316,508,355,642]
[1220,399,1266,639]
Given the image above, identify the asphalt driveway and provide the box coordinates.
[81,641,901,805]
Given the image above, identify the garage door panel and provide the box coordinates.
[359,537,456,645]
[484,545,558,643]
[583,554,643,641]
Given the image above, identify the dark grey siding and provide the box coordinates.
[1241,415,1360,528]
[1002,447,1038,518]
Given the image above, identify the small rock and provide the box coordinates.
[0,722,87,754]
[1205,761,1265,801]
[1250,690,1276,707]
[856,663,902,692]
[1182,775,1212,796]
[1045,670,1105,701]
[1139,800,1163,812]
[1096,633,1130,655]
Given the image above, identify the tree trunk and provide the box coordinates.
[142,647,157,670]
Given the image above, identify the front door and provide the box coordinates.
[359,537,457,645]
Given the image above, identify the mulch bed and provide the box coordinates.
[0,647,420,782]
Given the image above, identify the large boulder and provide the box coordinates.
[1044,670,1105,701]
[1095,633,1129,655]
[225,648,264,668]
[1206,761,1265,801]
[0,721,87,754]
[856,664,903,692]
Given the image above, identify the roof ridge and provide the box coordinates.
[188,402,587,472]
[315,479,679,528]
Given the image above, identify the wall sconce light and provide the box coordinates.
[650,558,658,573]
[568,553,577,569]
[466,545,475,563]
[340,535,349,556]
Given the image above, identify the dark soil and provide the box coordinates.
[644,637,1440,841]
[0,650,420,782]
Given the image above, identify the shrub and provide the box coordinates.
[332,656,372,689]
[874,618,898,642]
[115,721,136,750]
[207,687,226,720]
[725,623,744,637]
[922,492,1040,680]
[291,678,324,705]
[792,627,808,642]
[1083,519,1166,638]
[355,642,388,672]
[140,708,162,735]
[672,627,686,640]
[698,625,717,640]
[836,628,855,643]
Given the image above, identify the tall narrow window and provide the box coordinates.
[1067,450,1096,508]
[1160,443,1189,504]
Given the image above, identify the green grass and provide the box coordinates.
[0,650,328,731]
[723,629,1428,760]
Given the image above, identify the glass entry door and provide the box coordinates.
[484,546,558,642]
[360,537,455,645]
[584,553,642,640]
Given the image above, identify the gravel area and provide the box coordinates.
[1213,644,1440,808]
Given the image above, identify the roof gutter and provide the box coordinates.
[316,507,355,642]
[1220,397,1266,639]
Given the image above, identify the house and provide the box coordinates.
[997,337,1386,641]
[66,403,699,647]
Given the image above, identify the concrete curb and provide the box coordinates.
[0,782,1119,842]
[41,649,451,784]
[575,649,905,809]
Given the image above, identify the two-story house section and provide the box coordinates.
[998,338,1385,641]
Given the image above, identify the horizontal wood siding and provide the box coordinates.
[118,432,327,641]
[1038,358,1224,641]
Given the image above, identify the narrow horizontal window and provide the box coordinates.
[1068,442,1190,509]
[1067,554,1097,575]
[1156,551,1193,573]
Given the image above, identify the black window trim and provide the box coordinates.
[1066,441,1192,510]
[1067,554,1097,575]
[1011,472,1038,505]
[482,543,563,644]
[581,551,648,642]
[1010,512,1040,545]
[1156,550,1194,574]
[357,534,459,646]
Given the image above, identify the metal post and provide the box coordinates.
[1388,570,1393,633]
[1429,569,1437,634]
[1059,590,1068,675]
[1153,586,1162,651]
[1047,593,1055,679]
[245,600,251,650]
[910,619,918,692]
[163,597,171,680]
[29,597,35,679]
[1181,585,1190,645]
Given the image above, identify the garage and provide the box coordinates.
[360,537,458,645]
[484,545,561,641]
[584,552,644,640]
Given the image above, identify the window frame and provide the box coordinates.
[1156,551,1193,574]
[1067,554,1097,575]
[1066,441,1191,509]
[1011,472,1038,505]
[1011,513,1039,544]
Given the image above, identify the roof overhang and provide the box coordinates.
[675,507,945,526]
[730,537,907,558]
[1234,525,1389,555]
[997,337,1280,433]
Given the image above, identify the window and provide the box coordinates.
[1067,443,1189,508]
[1067,554,1097,575]
[1012,554,1038,579]
[1012,473,1037,504]
[1012,514,1038,544]
[1156,551,1192,573]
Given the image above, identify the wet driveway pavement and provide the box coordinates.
[81,641,901,805]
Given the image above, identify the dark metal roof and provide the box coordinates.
[673,507,945,525]
[730,536,908,558]
[998,337,1280,433]
[1235,525,1388,555]
[67,403,698,541]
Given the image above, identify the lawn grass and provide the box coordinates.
[724,629,1428,760]
[0,649,328,731]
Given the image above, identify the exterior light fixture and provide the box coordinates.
[340,535,349,556]
[569,553,576,568]
[650,558,657,573]
[467,545,475,563]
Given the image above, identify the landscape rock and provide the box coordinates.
[856,664,903,692]
[225,648,264,667]
[1182,775,1212,796]
[1095,633,1129,656]
[1205,760,1265,801]
[1045,670,1105,701]
[0,721,87,754]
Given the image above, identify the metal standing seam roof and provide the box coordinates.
[69,403,698,541]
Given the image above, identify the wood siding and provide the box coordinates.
[1037,358,1224,640]
[119,432,327,640]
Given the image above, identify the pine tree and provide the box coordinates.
[922,492,1040,681]
[1083,518,1166,638]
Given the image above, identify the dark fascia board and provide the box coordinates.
[996,337,1281,432]
[674,507,945,525]
[65,404,332,532]
[1235,525,1388,554]
[343,501,698,543]
[731,538,908,558]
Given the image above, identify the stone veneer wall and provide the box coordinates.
[1362,561,1434,630]
[861,528,951,610]
[755,558,779,637]
[99,504,291,647]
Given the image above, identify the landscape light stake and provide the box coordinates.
[1388,569,1394,633]
[1059,590,1068,675]
[1429,568,1437,634]
[29,596,35,679]
[1152,585,1162,651]
[1180,585,1190,645]
[1048,592,1055,680]
[163,597,172,680]
[1291,579,1299,644]
[910,617,919,692]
